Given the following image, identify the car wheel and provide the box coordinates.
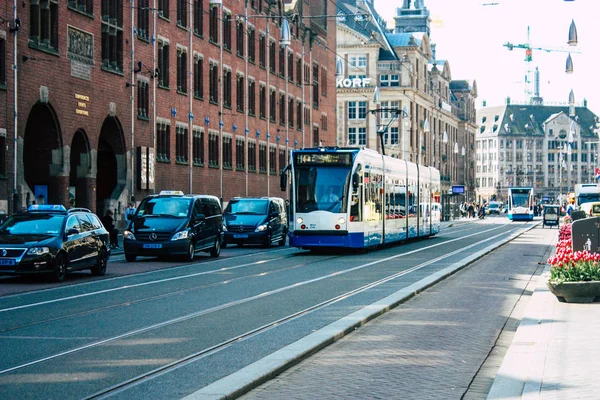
[263,231,272,248]
[278,229,287,246]
[125,253,137,262]
[210,237,221,258]
[52,253,67,282]
[183,240,195,262]
[91,248,108,276]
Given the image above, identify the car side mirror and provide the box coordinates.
[194,213,206,222]
[66,228,79,236]
[352,173,360,190]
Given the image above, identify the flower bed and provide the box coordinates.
[547,222,600,302]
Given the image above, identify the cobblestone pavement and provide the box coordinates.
[237,225,555,400]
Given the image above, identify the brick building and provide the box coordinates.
[0,0,335,219]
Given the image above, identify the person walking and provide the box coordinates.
[125,201,136,223]
[101,210,119,249]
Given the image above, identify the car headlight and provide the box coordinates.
[256,224,268,232]
[171,230,190,241]
[222,224,228,232]
[123,230,136,241]
[27,247,50,256]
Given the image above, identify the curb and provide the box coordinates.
[183,222,538,400]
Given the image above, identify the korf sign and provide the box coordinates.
[336,77,372,88]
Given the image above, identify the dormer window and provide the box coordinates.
[494,115,499,122]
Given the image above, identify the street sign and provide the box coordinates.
[572,217,600,253]
[451,185,465,194]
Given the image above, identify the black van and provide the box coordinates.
[222,197,287,247]
[123,191,223,262]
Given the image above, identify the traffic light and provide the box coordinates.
[525,48,532,62]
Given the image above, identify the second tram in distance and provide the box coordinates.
[281,147,441,250]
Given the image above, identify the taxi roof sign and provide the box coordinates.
[159,190,185,196]
[28,204,67,212]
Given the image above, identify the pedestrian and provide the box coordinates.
[125,201,136,222]
[467,203,475,218]
[101,210,119,249]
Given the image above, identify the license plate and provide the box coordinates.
[143,244,163,249]
[233,234,248,239]
[0,259,15,266]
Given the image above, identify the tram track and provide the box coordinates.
[0,222,527,384]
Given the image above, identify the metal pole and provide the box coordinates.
[219,4,223,202]
[12,0,19,213]
[130,0,135,201]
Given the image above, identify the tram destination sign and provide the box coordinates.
[295,153,352,166]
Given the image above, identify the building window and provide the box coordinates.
[193,128,204,166]
[321,66,327,96]
[209,62,218,103]
[0,135,5,176]
[68,0,93,15]
[279,148,286,173]
[385,127,399,145]
[248,80,256,116]
[296,100,302,130]
[348,101,367,120]
[321,114,328,131]
[177,47,187,93]
[288,97,294,128]
[236,74,245,113]
[223,13,232,51]
[380,74,399,87]
[247,27,255,63]
[176,125,189,163]
[209,132,219,167]
[269,89,276,123]
[157,122,171,162]
[269,145,276,174]
[288,51,294,82]
[259,85,266,119]
[236,19,245,57]
[349,55,367,68]
[279,47,285,78]
[0,37,5,88]
[209,5,218,43]
[236,138,245,171]
[137,0,149,40]
[380,101,400,119]
[279,93,285,125]
[137,80,149,119]
[296,56,302,85]
[259,143,267,173]
[268,40,276,74]
[101,0,123,72]
[223,69,232,108]
[30,0,59,52]
[313,125,320,147]
[158,0,169,19]
[349,127,366,146]
[223,136,232,169]
[259,34,266,68]
[312,63,319,108]
[194,55,203,99]
[248,142,256,172]
[193,0,203,36]
[158,41,170,88]
[177,0,187,28]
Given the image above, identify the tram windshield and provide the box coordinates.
[294,166,351,213]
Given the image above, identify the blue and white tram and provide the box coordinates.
[507,187,534,221]
[280,147,441,250]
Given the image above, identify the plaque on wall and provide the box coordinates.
[67,25,94,81]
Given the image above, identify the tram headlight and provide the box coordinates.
[337,217,346,224]
[296,217,304,225]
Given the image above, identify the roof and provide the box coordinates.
[477,104,599,138]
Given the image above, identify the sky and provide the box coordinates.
[374,0,599,112]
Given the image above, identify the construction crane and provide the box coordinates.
[503,26,580,104]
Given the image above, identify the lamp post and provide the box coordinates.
[369,86,407,157]
[421,117,430,166]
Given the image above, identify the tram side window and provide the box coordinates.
[408,183,417,217]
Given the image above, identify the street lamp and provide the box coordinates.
[369,85,408,157]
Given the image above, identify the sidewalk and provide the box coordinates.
[487,261,600,399]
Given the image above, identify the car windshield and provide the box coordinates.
[137,197,192,217]
[226,199,268,214]
[0,214,64,235]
